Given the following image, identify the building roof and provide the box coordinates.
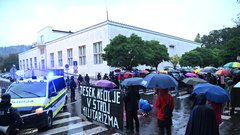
[44,20,201,45]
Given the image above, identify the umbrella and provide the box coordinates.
[95,80,117,88]
[158,70,168,74]
[201,67,217,73]
[185,73,199,78]
[140,70,149,74]
[182,77,207,85]
[193,68,202,74]
[193,83,230,103]
[224,62,240,68]
[121,77,143,86]
[114,68,121,72]
[141,73,178,89]
[123,72,134,79]
[215,69,231,76]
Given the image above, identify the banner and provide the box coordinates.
[80,85,123,130]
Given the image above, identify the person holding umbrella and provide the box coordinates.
[123,86,140,134]
[155,88,174,135]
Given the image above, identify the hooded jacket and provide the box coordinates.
[185,93,218,135]
[155,89,174,121]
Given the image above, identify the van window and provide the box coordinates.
[48,81,56,96]
[53,77,66,92]
[7,82,46,99]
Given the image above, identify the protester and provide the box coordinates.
[0,94,24,135]
[103,73,109,80]
[185,93,218,135]
[65,76,70,91]
[155,88,174,135]
[77,74,84,86]
[69,76,77,102]
[208,101,223,135]
[84,74,90,85]
[123,86,140,134]
[97,73,102,80]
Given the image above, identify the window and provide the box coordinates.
[23,60,25,70]
[34,57,37,69]
[48,81,56,97]
[8,82,47,98]
[41,60,45,69]
[169,45,175,48]
[93,41,103,64]
[40,48,45,55]
[67,49,73,66]
[50,53,54,67]
[30,58,33,69]
[26,59,29,69]
[19,60,22,70]
[58,51,63,67]
[53,77,66,92]
[79,45,86,65]
[40,35,44,43]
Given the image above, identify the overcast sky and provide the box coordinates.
[0,0,239,47]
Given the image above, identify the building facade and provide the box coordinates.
[19,20,201,77]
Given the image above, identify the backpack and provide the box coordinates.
[164,100,173,119]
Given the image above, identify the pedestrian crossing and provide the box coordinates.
[19,111,121,135]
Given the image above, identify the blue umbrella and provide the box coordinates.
[121,77,143,86]
[193,83,230,103]
[141,73,178,89]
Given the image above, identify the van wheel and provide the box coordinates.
[38,112,53,131]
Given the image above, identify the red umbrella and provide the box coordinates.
[215,69,231,76]
[140,70,149,74]
[124,72,134,79]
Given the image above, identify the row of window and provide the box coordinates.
[19,57,38,70]
[20,41,103,70]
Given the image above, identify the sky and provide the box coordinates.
[0,0,239,47]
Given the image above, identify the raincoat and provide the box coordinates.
[185,93,218,135]
[155,89,174,123]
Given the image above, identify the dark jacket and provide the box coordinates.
[123,86,140,111]
[0,102,23,128]
[185,93,218,135]
[77,75,84,83]
[69,78,77,91]
[85,75,90,84]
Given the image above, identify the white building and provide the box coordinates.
[19,20,201,78]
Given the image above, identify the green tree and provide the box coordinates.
[102,34,145,70]
[221,37,240,63]
[102,34,170,70]
[143,40,169,69]
[170,55,180,68]
[194,33,201,43]
[179,47,219,67]
[1,54,19,72]
[180,51,202,67]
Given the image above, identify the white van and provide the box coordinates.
[5,75,67,130]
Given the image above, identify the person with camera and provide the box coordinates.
[0,94,24,135]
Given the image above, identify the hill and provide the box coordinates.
[0,45,32,57]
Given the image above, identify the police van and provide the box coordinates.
[4,75,68,130]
